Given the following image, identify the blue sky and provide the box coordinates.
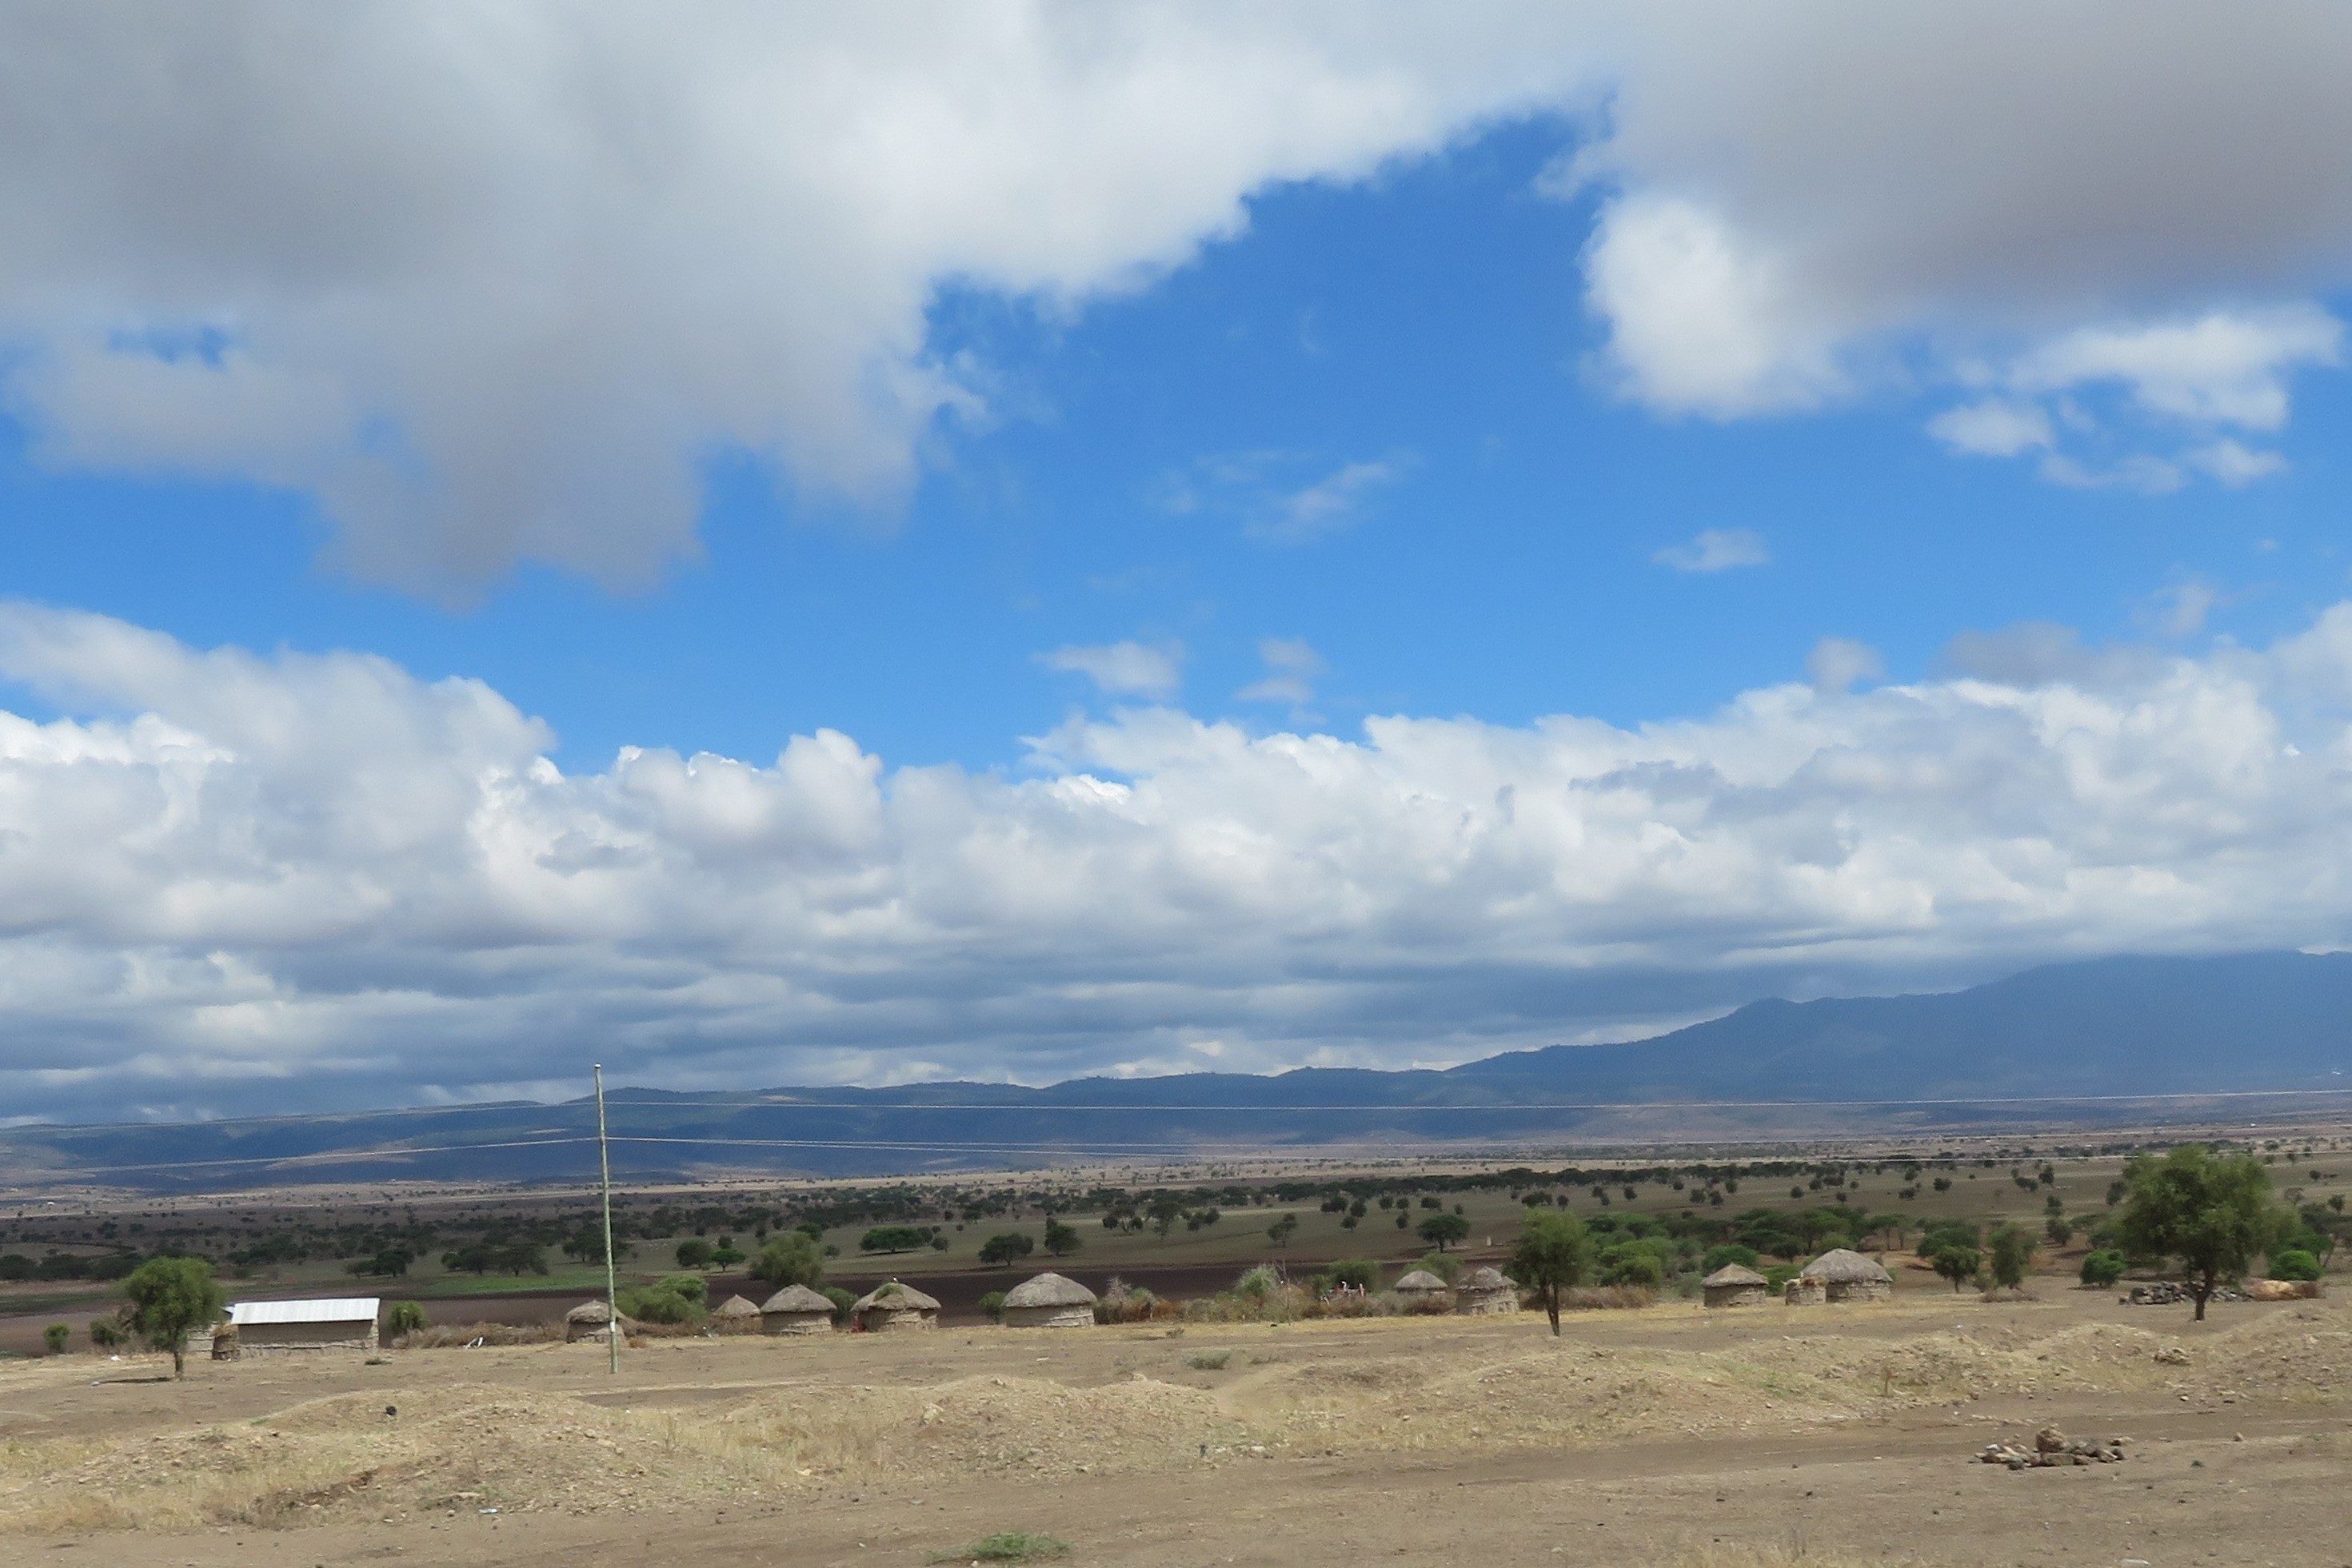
[5,7,2352,1118]
[6,117,2338,774]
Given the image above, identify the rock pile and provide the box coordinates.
[2122,1282,2245,1307]
[1977,1426,2126,1470]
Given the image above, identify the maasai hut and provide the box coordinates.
[759,1283,836,1335]
[224,1297,379,1355]
[713,1295,762,1332]
[1456,1267,1519,1315]
[851,1279,940,1332]
[565,1299,621,1343]
[1001,1271,1097,1328]
[1799,1248,1894,1303]
[1702,1263,1769,1308]
[1392,1269,1452,1311]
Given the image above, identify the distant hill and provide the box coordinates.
[6,952,2348,1190]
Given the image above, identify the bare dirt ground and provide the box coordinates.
[2,1287,2347,1567]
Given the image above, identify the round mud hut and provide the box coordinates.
[851,1279,940,1332]
[565,1299,621,1343]
[1392,1269,1452,1311]
[758,1283,837,1335]
[1456,1267,1519,1315]
[1000,1271,1098,1328]
[1702,1263,1769,1308]
[1799,1248,1894,1303]
[713,1295,762,1332]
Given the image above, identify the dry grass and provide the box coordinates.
[393,1321,561,1349]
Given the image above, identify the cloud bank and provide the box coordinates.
[9,602,2352,1118]
[6,6,2352,588]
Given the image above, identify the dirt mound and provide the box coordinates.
[699,1372,1256,1480]
[0,1382,782,1533]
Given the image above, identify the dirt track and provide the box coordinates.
[2,1289,2347,1566]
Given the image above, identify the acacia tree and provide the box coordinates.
[1931,1243,1982,1292]
[1986,1223,2035,1290]
[2116,1144,2290,1320]
[749,1232,825,1290]
[1416,1212,1471,1252]
[1511,1210,1594,1337]
[121,1256,226,1379]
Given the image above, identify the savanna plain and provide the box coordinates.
[2,1132,2349,1568]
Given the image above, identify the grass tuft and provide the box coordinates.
[932,1530,1071,1563]
[1183,1351,1232,1371]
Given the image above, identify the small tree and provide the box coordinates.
[42,1323,69,1355]
[381,1301,429,1339]
[1416,1212,1471,1252]
[709,1239,745,1268]
[1511,1210,1594,1337]
[978,1232,1035,1267]
[1043,1217,1081,1257]
[1931,1243,1982,1293]
[2116,1144,2291,1320]
[1986,1223,2035,1290]
[1266,1213,1298,1249]
[978,1291,1008,1323]
[676,1239,715,1270]
[749,1233,825,1290]
[120,1256,226,1379]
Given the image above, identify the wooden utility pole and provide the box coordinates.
[595,1063,620,1375]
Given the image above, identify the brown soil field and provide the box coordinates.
[2,1287,2346,1566]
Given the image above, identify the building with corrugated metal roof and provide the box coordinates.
[222,1296,381,1355]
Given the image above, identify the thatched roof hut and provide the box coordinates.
[759,1283,836,1335]
[1001,1271,1097,1329]
[565,1299,621,1342]
[1456,1266,1519,1315]
[1392,1269,1450,1296]
[1800,1248,1894,1303]
[851,1279,940,1332]
[713,1295,762,1332]
[1702,1263,1768,1308]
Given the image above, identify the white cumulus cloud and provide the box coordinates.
[1653,527,1769,573]
[10,602,2352,1115]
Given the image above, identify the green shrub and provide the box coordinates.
[657,1273,709,1307]
[934,1530,1068,1564]
[1235,1264,1283,1299]
[1702,1243,1761,1273]
[1414,1251,1462,1285]
[675,1239,714,1270]
[381,1301,429,1339]
[2079,1250,2127,1288]
[1184,1349,1232,1371]
[821,1286,857,1323]
[1762,1264,1800,1296]
[750,1233,825,1290]
[87,1314,126,1351]
[2269,1249,2322,1282]
[978,1291,1007,1323]
[42,1323,69,1355]
[1317,1258,1379,1293]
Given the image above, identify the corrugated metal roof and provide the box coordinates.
[227,1297,380,1327]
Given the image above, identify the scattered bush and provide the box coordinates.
[750,1233,825,1290]
[396,1320,563,1349]
[42,1323,69,1355]
[1703,1243,1761,1273]
[1093,1278,1174,1324]
[821,1286,857,1323]
[381,1301,429,1339]
[2079,1250,2127,1288]
[978,1291,1007,1323]
[87,1314,127,1351]
[2269,1248,2323,1282]
[675,1239,714,1270]
[1184,1350,1232,1371]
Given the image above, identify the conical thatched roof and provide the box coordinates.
[565,1299,616,1323]
[1392,1269,1449,1293]
[853,1279,940,1312]
[1462,1267,1515,1290]
[759,1284,834,1314]
[1799,1247,1891,1283]
[714,1294,761,1319]
[1003,1271,1097,1308]
[1703,1263,1768,1287]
